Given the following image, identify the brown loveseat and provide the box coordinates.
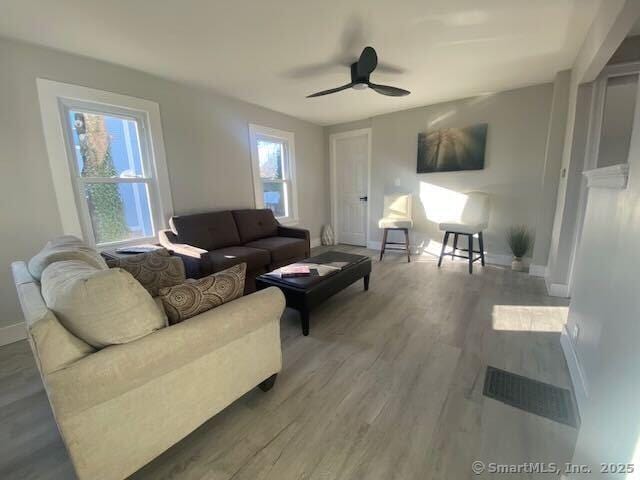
[159,209,310,292]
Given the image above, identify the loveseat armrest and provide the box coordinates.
[158,229,207,278]
[277,225,310,257]
[46,287,285,417]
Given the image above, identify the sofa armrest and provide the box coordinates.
[158,229,208,278]
[277,225,310,257]
[46,287,285,416]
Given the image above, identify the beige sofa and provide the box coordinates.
[11,255,285,480]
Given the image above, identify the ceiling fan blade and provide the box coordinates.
[307,83,354,98]
[357,46,378,77]
[368,82,410,97]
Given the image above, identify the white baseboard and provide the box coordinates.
[548,282,570,298]
[560,325,587,420]
[366,240,515,267]
[529,264,547,277]
[485,253,512,267]
[365,240,424,255]
[310,237,321,248]
[0,322,27,347]
[367,240,381,250]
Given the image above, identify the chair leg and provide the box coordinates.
[379,228,389,261]
[438,232,450,267]
[453,233,459,259]
[478,231,485,266]
[468,234,474,274]
[404,228,411,263]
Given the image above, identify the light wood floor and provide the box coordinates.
[0,246,576,480]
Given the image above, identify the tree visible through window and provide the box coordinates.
[67,110,155,245]
[249,124,298,225]
[258,139,287,218]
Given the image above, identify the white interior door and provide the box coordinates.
[332,130,369,246]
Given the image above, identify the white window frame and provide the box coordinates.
[36,79,173,249]
[248,124,298,225]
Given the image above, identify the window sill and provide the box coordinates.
[96,236,159,252]
[277,218,299,227]
[583,164,629,190]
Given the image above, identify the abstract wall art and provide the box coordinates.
[417,123,488,173]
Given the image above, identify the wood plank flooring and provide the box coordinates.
[0,246,575,479]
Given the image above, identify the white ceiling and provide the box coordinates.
[0,0,601,126]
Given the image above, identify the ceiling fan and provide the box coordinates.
[306,46,410,98]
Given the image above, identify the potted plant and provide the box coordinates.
[507,225,533,272]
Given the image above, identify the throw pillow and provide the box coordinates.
[41,260,167,349]
[28,235,108,280]
[159,263,246,324]
[106,249,186,296]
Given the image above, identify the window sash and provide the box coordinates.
[257,137,290,182]
[76,177,153,184]
[261,178,290,219]
[60,102,161,247]
[249,124,298,224]
[257,136,291,219]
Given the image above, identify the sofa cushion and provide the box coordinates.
[106,249,186,296]
[244,236,307,264]
[232,209,278,243]
[159,263,246,324]
[170,211,241,251]
[28,235,108,280]
[204,246,270,272]
[41,260,166,349]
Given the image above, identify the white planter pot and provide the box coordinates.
[321,224,335,246]
[511,257,525,272]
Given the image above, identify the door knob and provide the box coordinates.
[359,196,368,201]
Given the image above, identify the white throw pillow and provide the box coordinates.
[28,235,108,280]
[41,260,166,349]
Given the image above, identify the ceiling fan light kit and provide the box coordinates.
[307,46,410,98]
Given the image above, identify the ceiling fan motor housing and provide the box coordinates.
[350,62,369,86]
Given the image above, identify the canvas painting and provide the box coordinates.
[417,123,488,173]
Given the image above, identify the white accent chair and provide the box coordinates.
[437,192,490,273]
[378,194,413,262]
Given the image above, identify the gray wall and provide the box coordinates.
[326,84,554,262]
[531,71,570,268]
[0,37,328,329]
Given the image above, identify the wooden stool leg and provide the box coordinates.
[453,233,459,259]
[379,228,389,261]
[478,231,485,266]
[438,232,450,267]
[404,228,411,263]
[468,234,474,274]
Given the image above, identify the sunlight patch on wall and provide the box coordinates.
[492,305,568,333]
[428,109,458,128]
[419,182,469,223]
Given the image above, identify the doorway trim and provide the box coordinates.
[329,128,372,246]
[567,61,640,294]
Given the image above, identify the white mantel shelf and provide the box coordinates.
[583,164,629,189]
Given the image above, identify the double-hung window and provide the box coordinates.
[249,124,298,225]
[37,79,173,248]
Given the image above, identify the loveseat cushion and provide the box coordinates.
[159,263,246,324]
[41,260,166,349]
[232,209,278,243]
[244,236,307,264]
[204,246,270,272]
[106,249,186,296]
[170,211,241,251]
[28,235,108,280]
